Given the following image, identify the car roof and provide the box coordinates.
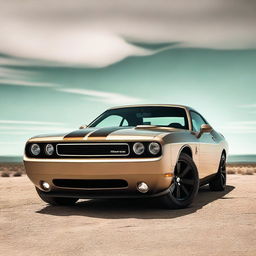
[108,104,196,112]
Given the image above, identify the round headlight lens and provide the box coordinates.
[148,142,161,155]
[31,144,40,156]
[45,144,54,156]
[133,142,145,155]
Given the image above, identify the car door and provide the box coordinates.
[190,111,219,178]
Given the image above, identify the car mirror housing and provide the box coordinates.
[197,124,213,138]
[79,124,88,129]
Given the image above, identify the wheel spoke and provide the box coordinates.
[181,178,194,185]
[170,183,176,193]
[176,185,181,198]
[180,165,190,178]
[176,162,181,175]
[181,184,189,196]
[221,173,226,185]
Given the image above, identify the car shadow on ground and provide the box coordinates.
[36,185,235,219]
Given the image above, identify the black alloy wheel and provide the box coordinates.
[209,154,226,191]
[161,153,199,209]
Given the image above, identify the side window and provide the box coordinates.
[120,118,129,126]
[95,115,124,128]
[190,111,207,132]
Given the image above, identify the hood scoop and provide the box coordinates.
[135,125,178,132]
[135,125,158,129]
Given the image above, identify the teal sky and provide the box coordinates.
[1,47,256,155]
[0,0,256,156]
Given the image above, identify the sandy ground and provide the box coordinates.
[0,175,255,256]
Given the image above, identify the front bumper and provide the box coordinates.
[24,152,173,198]
[36,187,171,199]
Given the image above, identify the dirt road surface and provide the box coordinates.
[0,175,255,256]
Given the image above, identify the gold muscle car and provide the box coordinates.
[24,105,228,209]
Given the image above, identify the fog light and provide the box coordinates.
[137,182,149,193]
[41,181,51,191]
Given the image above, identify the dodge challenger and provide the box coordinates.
[24,105,228,209]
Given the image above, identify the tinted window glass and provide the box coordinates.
[191,111,207,132]
[89,107,189,129]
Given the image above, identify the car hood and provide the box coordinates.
[29,126,185,142]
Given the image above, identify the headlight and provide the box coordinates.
[148,142,161,155]
[31,144,40,156]
[45,144,54,156]
[133,142,145,155]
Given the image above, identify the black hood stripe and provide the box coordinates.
[88,127,130,138]
[64,128,97,138]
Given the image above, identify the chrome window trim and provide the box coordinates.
[56,143,130,157]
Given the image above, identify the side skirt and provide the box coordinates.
[199,173,216,187]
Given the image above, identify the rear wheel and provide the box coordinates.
[209,154,226,191]
[36,187,78,206]
[160,153,199,209]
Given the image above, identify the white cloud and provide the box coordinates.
[0,0,256,67]
[219,121,256,134]
[0,125,71,132]
[0,29,152,68]
[0,67,37,78]
[0,131,30,135]
[0,141,23,145]
[0,67,58,87]
[58,88,143,104]
[0,79,57,87]
[239,104,256,108]
[0,120,65,125]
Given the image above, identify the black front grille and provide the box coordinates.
[52,179,128,189]
[25,142,162,158]
[57,143,129,157]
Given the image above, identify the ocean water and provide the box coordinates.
[227,155,256,163]
[0,155,256,163]
[0,156,23,163]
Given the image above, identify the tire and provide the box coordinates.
[209,154,226,191]
[36,187,78,206]
[160,153,199,209]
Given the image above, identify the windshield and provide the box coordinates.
[89,107,189,129]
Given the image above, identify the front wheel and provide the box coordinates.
[160,153,199,209]
[36,187,78,206]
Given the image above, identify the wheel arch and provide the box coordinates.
[177,145,193,161]
[221,149,227,158]
[176,144,193,166]
[170,144,195,175]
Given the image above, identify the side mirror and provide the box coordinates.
[197,124,213,138]
[79,124,88,129]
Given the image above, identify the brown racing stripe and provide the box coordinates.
[88,127,130,138]
[64,128,97,138]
